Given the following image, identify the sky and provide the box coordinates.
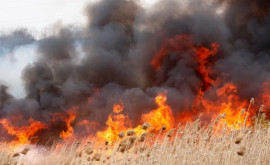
[0,0,159,98]
[0,0,94,31]
[0,0,158,31]
[0,44,37,97]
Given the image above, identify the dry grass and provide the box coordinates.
[1,116,270,165]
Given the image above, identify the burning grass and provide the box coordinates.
[0,90,269,165]
[1,111,270,165]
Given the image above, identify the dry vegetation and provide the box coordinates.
[1,112,270,165]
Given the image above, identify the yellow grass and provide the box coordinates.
[1,114,270,165]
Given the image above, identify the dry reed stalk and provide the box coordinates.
[166,129,176,138]
[255,105,264,130]
[237,146,246,156]
[142,123,151,130]
[118,131,125,138]
[127,130,135,136]
[153,126,166,144]
[244,98,254,127]
[20,147,30,155]
[1,112,270,165]
[238,109,246,129]
[92,153,101,161]
[138,132,148,142]
[235,137,242,144]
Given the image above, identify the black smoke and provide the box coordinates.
[0,0,270,142]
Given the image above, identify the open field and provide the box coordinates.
[0,1,270,165]
[1,115,270,165]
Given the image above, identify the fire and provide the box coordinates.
[150,34,220,93]
[96,103,132,143]
[197,83,249,128]
[142,92,175,131]
[151,34,193,69]
[0,33,268,146]
[60,111,77,139]
[196,42,219,91]
[259,80,270,115]
[77,120,100,133]
[150,34,252,129]
[0,117,47,144]
[41,34,270,144]
[113,103,124,114]
[51,107,78,140]
[96,93,175,143]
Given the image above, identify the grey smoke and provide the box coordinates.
[0,28,35,55]
[0,0,270,142]
[0,84,13,109]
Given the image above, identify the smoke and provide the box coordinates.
[0,84,13,109]
[0,28,35,54]
[0,0,270,141]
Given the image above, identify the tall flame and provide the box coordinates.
[151,34,252,129]
[96,103,132,143]
[96,92,174,143]
[196,42,219,91]
[51,107,78,140]
[142,92,175,131]
[59,111,77,139]
[198,83,248,128]
[0,34,268,145]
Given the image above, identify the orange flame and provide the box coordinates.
[142,92,175,131]
[196,42,219,91]
[1,34,268,145]
[96,92,175,143]
[259,80,270,114]
[60,111,76,139]
[151,34,192,69]
[0,118,47,144]
[51,107,78,140]
[198,83,248,128]
[96,103,132,143]
[151,34,253,129]
[113,103,124,114]
[77,120,100,133]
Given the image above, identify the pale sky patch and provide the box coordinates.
[0,0,94,31]
[0,44,37,98]
[0,0,158,31]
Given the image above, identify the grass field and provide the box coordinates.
[1,113,269,165]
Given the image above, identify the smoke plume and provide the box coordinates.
[0,0,270,142]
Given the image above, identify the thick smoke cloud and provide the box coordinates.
[0,29,35,54]
[0,84,13,109]
[0,0,270,141]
